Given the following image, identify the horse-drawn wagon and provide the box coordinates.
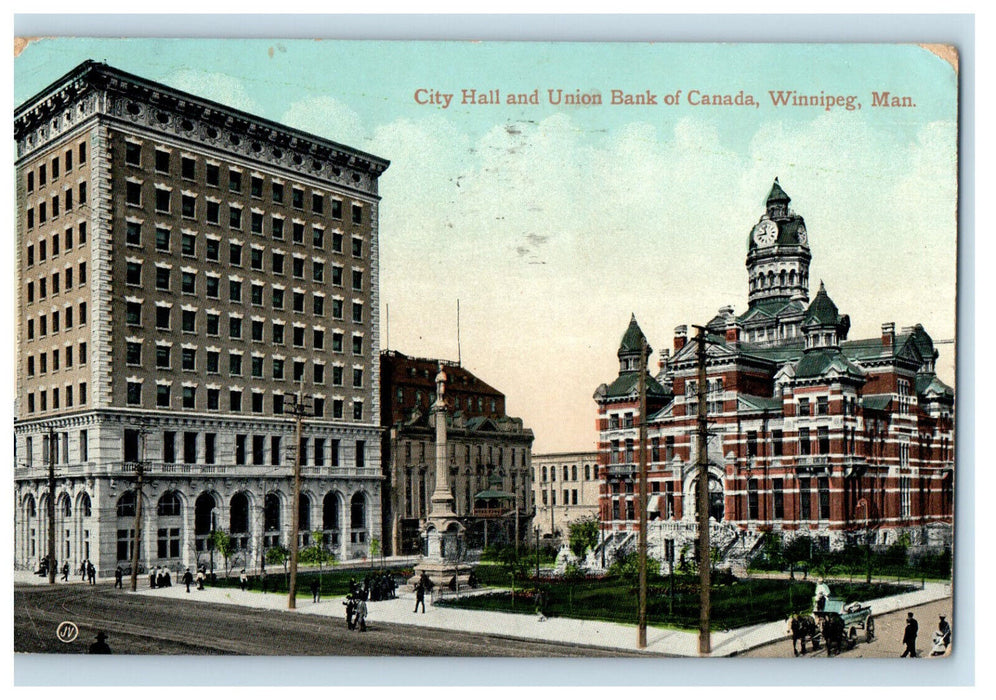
[789,586,875,656]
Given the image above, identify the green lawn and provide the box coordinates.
[436,576,912,630]
[207,565,412,598]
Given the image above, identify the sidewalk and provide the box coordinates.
[118,575,951,657]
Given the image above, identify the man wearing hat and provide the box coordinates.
[88,631,112,654]
[901,612,919,657]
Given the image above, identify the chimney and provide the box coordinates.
[882,322,895,348]
[674,325,688,352]
[725,320,741,344]
[658,347,670,372]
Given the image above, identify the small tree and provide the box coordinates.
[211,530,235,578]
[609,550,661,586]
[562,561,587,612]
[369,537,383,567]
[300,531,336,586]
[266,544,290,587]
[568,517,600,559]
[497,545,529,605]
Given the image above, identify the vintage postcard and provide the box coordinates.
[12,37,957,663]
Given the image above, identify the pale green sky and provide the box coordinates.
[15,39,958,452]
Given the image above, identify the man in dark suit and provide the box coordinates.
[88,631,112,654]
[901,612,919,657]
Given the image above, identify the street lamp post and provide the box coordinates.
[856,498,871,583]
[47,426,57,586]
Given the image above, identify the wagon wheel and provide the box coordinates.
[848,627,858,649]
[865,617,875,642]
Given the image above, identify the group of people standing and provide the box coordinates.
[34,556,95,584]
[147,565,173,589]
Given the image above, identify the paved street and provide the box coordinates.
[14,582,642,657]
[743,597,953,658]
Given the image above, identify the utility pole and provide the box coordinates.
[47,426,56,585]
[130,427,147,592]
[693,325,712,655]
[535,528,540,579]
[286,388,311,610]
[637,339,649,649]
[514,480,520,560]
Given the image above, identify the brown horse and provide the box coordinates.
[790,614,818,656]
[820,613,846,656]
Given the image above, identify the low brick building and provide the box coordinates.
[380,351,534,555]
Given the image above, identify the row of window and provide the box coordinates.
[125,344,362,386]
[121,143,363,223]
[126,219,363,257]
[25,222,88,268]
[25,341,87,377]
[122,302,365,353]
[400,441,529,468]
[126,260,364,306]
[24,382,87,413]
[540,488,582,506]
[25,182,87,229]
[24,142,87,193]
[124,181,363,236]
[123,382,365,420]
[25,262,87,305]
[25,305,87,341]
[120,427,363,469]
[21,430,88,468]
[395,387,499,415]
[538,463,597,482]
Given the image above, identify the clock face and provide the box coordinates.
[753,220,778,246]
[797,226,808,244]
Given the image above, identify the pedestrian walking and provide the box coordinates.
[87,561,96,585]
[196,568,205,590]
[901,612,919,657]
[114,566,123,589]
[535,589,547,622]
[80,560,87,582]
[61,562,70,581]
[310,579,321,603]
[239,569,248,591]
[358,599,369,632]
[343,595,357,630]
[88,631,112,654]
[182,568,193,593]
[149,566,157,589]
[414,581,426,613]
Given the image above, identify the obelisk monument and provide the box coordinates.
[412,362,472,588]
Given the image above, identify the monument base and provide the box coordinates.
[410,559,475,591]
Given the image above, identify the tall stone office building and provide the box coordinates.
[14,61,389,575]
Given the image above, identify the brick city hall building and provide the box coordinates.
[14,61,389,575]
[594,180,954,561]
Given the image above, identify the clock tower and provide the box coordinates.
[746,178,812,307]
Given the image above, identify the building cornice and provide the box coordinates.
[15,61,389,197]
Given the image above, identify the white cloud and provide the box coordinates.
[164,69,259,114]
[372,109,956,452]
[281,96,367,148]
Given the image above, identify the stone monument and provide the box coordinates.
[411,363,473,590]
